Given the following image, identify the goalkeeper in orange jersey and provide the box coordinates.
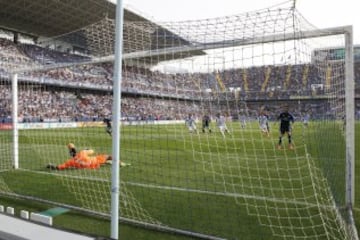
[47,143,119,170]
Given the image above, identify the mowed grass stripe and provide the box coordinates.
[0,121,357,239]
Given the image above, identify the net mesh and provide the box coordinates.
[0,1,357,239]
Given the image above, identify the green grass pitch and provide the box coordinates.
[0,121,359,240]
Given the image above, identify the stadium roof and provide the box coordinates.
[0,0,204,65]
[0,0,117,38]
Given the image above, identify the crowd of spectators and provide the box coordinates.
[0,38,359,123]
[0,85,358,123]
[0,38,36,73]
[0,89,206,123]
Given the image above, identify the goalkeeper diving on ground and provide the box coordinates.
[46,143,130,170]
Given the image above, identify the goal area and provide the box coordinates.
[0,1,357,239]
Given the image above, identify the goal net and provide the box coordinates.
[0,1,357,239]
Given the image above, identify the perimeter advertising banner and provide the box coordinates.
[0,123,12,130]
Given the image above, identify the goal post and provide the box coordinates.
[11,73,19,169]
[111,0,124,238]
[344,27,358,239]
[344,26,355,207]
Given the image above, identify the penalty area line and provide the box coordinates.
[125,181,334,209]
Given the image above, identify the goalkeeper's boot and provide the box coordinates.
[105,155,113,165]
[288,144,294,150]
[46,164,57,170]
[277,144,282,150]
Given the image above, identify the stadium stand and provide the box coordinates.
[1,37,359,123]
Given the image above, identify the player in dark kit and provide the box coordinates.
[103,118,112,136]
[202,115,212,133]
[277,106,295,150]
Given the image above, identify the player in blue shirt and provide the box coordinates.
[302,113,310,128]
[258,111,270,137]
[185,114,198,133]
